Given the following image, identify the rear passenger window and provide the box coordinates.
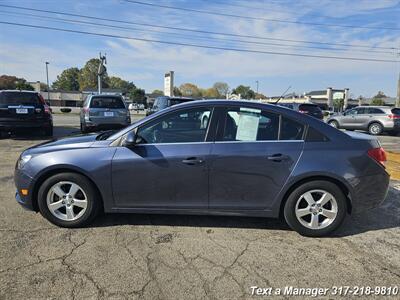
[306,127,329,142]
[368,108,384,114]
[280,117,304,140]
[221,108,279,141]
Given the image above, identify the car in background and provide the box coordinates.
[15,100,390,237]
[327,106,400,135]
[146,96,194,116]
[277,102,324,120]
[0,90,53,137]
[80,94,130,133]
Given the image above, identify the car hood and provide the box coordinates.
[24,134,99,155]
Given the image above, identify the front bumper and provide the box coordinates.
[14,168,36,211]
[349,172,390,213]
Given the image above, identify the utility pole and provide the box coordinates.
[98,52,107,94]
[45,62,50,103]
[396,72,400,108]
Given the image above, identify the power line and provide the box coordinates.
[124,0,400,31]
[0,10,394,55]
[0,21,397,63]
[0,4,397,51]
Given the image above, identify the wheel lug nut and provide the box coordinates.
[62,201,65,204]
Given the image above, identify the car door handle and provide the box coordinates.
[267,154,290,162]
[182,157,204,165]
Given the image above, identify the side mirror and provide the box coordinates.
[122,131,136,147]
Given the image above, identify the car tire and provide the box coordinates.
[80,123,88,133]
[328,120,339,129]
[44,126,53,137]
[37,172,101,228]
[283,180,347,237]
[368,122,383,135]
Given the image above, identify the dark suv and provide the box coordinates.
[0,90,53,137]
[147,96,194,115]
[277,102,324,120]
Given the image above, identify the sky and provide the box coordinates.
[0,0,399,98]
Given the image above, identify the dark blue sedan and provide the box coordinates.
[14,100,390,236]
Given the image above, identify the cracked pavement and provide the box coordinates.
[0,116,399,299]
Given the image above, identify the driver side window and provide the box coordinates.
[136,107,212,144]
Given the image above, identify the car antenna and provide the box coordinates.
[274,85,291,104]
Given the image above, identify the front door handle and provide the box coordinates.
[182,157,204,165]
[267,154,290,162]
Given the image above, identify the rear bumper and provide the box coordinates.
[83,121,129,131]
[0,119,52,131]
[348,171,390,213]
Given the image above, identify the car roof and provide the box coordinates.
[0,90,38,93]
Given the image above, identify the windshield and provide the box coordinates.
[153,97,168,110]
[0,92,40,105]
[391,108,400,115]
[96,130,117,140]
[90,96,125,109]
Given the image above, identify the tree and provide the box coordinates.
[0,75,34,91]
[179,83,201,97]
[107,76,132,90]
[371,91,387,106]
[202,87,220,98]
[151,89,163,96]
[254,92,267,99]
[213,82,229,97]
[232,85,255,99]
[78,58,109,91]
[371,98,386,106]
[128,88,146,104]
[173,86,182,96]
[52,67,80,91]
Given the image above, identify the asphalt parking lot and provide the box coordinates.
[1,114,399,299]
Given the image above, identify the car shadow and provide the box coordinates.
[90,182,400,237]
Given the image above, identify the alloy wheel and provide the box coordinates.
[295,189,338,230]
[46,181,88,221]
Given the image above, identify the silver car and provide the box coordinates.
[327,106,400,135]
[80,95,131,133]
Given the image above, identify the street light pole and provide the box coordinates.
[255,80,259,94]
[45,62,50,103]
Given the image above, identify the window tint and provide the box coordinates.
[0,92,40,105]
[391,108,400,115]
[355,107,367,114]
[306,127,329,142]
[280,117,305,140]
[137,107,211,144]
[221,107,279,141]
[90,96,124,109]
[367,108,384,114]
[299,104,321,113]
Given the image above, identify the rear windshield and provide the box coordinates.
[169,98,193,106]
[299,104,321,112]
[90,96,125,109]
[153,97,168,110]
[0,92,40,105]
[391,108,400,115]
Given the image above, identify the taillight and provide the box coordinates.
[388,114,400,119]
[38,94,51,114]
[368,147,386,166]
[299,110,307,113]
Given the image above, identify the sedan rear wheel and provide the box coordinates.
[284,180,347,237]
[38,173,100,227]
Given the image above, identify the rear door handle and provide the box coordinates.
[182,157,204,165]
[267,154,290,162]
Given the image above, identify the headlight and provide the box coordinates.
[17,154,32,169]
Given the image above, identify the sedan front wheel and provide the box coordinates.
[38,172,100,227]
[284,180,347,237]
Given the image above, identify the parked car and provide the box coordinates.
[146,96,194,115]
[327,106,400,135]
[277,102,324,120]
[15,100,389,237]
[128,102,138,111]
[0,90,53,137]
[80,94,131,133]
